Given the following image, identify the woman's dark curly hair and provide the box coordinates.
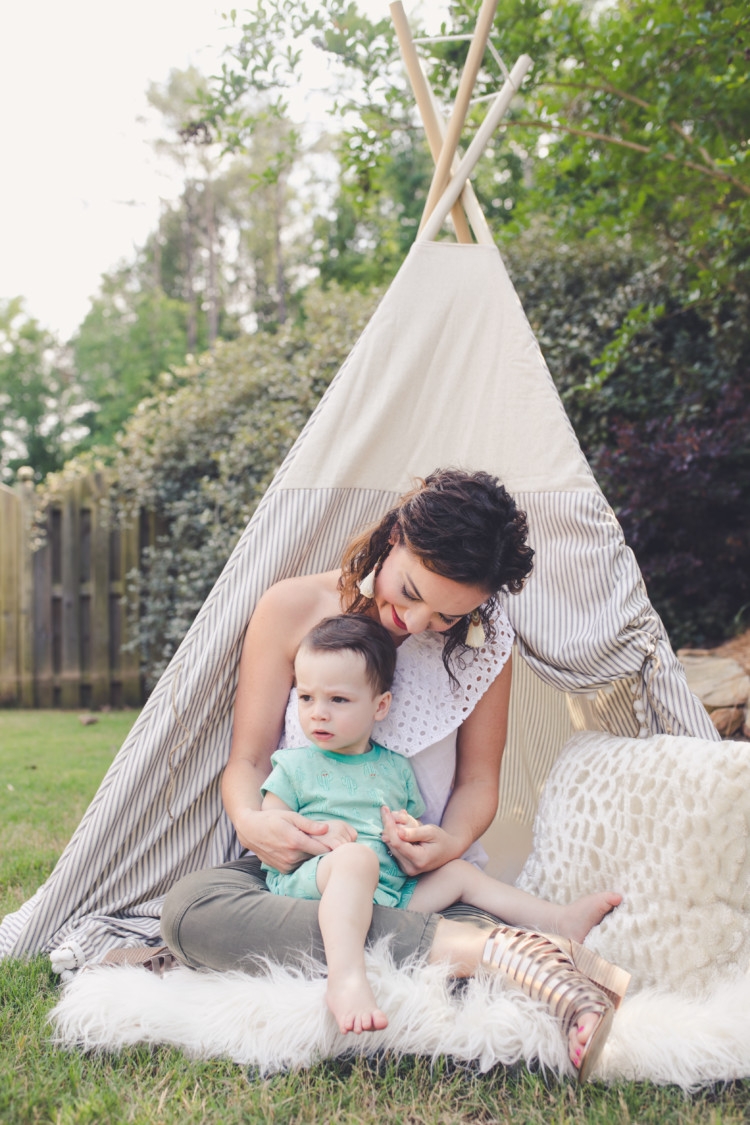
[339,468,534,681]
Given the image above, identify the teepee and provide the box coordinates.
[0,0,715,968]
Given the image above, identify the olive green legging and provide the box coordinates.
[161,856,500,973]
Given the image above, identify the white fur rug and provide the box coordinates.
[50,945,750,1090]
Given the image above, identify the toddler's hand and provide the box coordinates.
[380,806,458,876]
[323,819,358,849]
[389,809,421,832]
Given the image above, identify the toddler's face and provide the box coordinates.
[294,648,390,756]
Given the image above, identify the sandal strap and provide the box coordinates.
[143,950,179,977]
[481,926,612,1037]
[99,944,179,976]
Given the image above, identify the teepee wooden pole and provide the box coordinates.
[422,81,495,245]
[417,0,500,234]
[390,1,473,243]
[418,53,532,243]
[391,1,494,245]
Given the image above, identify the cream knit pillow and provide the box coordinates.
[516,731,750,995]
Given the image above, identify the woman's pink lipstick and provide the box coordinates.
[391,606,407,630]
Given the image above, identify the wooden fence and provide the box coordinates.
[0,470,150,709]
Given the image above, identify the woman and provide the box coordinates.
[162,468,627,1082]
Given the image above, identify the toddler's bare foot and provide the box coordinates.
[326,971,389,1035]
[556,892,622,944]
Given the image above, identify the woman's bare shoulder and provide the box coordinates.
[251,570,342,640]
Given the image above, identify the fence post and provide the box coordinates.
[57,477,81,708]
[0,482,20,704]
[89,470,111,708]
[33,494,54,708]
[118,508,145,706]
[17,467,36,706]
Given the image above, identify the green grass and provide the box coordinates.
[1,711,749,1124]
[0,709,138,917]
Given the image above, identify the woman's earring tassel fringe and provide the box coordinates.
[466,610,485,648]
[358,569,377,599]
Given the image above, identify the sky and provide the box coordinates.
[0,0,443,342]
[1,1,235,340]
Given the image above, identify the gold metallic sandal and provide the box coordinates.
[481,926,630,1083]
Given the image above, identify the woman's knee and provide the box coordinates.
[161,868,221,963]
[160,861,268,969]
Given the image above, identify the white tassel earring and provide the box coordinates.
[358,568,377,599]
[465,610,486,648]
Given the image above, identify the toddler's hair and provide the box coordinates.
[297,615,397,695]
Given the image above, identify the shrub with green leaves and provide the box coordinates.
[503,226,747,438]
[592,385,750,647]
[503,225,750,647]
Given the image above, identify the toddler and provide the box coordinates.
[261,615,621,1035]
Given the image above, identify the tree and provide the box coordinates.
[219,109,306,328]
[70,263,202,451]
[205,1,441,289]
[149,65,312,329]
[71,66,313,451]
[147,66,234,347]
[440,0,750,299]
[0,298,84,481]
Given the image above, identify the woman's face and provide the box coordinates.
[372,542,488,643]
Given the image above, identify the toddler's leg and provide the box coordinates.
[408,860,621,943]
[316,843,389,1034]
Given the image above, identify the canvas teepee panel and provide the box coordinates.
[279,242,592,496]
[0,238,716,965]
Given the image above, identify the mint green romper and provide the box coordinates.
[260,741,425,908]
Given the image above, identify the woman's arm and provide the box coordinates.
[381,655,512,876]
[221,578,332,871]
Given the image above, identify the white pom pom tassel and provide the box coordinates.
[465,610,485,648]
[358,568,377,599]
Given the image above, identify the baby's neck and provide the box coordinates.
[313,736,374,756]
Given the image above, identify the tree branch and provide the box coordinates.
[544,81,735,172]
[513,119,750,196]
[545,78,652,112]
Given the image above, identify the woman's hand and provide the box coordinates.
[234,807,332,873]
[380,806,462,876]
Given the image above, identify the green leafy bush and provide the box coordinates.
[592,386,750,648]
[504,227,745,433]
[503,225,750,646]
